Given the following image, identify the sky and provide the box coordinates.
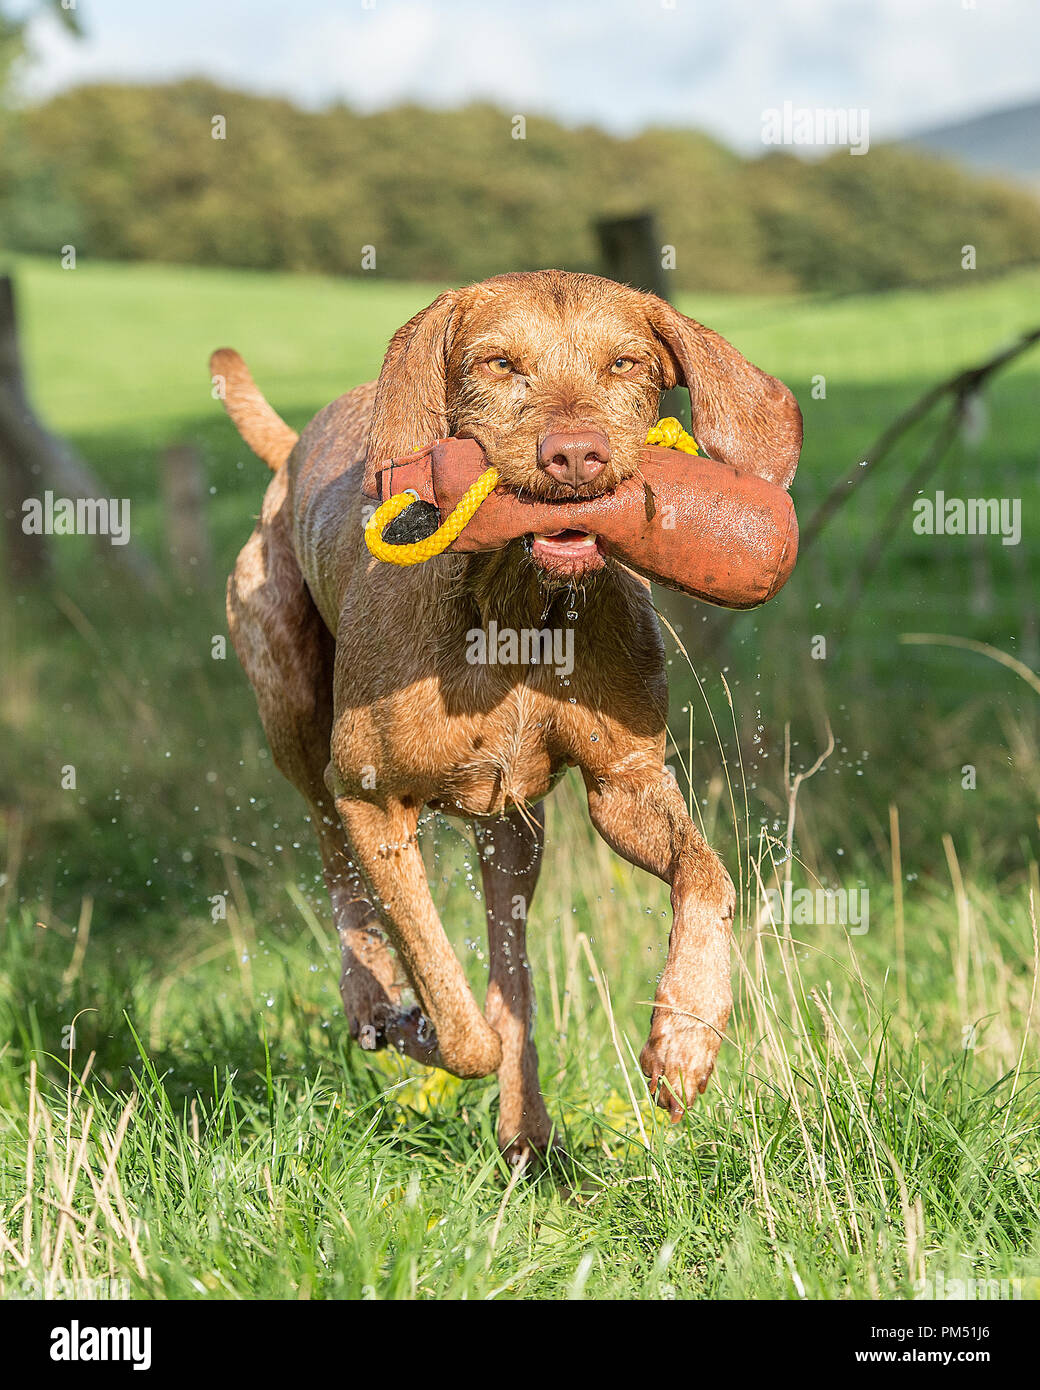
[17,0,1040,151]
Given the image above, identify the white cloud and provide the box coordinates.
[18,0,1040,148]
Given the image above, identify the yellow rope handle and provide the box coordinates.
[365,419,700,566]
[645,416,701,454]
[365,467,501,565]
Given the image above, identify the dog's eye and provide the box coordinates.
[610,357,637,375]
[484,357,513,376]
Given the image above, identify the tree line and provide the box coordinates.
[2,78,1039,293]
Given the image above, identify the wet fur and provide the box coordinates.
[219,270,801,1162]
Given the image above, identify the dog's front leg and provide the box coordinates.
[335,796,503,1080]
[584,766,734,1119]
[475,806,554,1163]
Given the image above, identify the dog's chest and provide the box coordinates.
[330,596,668,817]
[425,674,578,818]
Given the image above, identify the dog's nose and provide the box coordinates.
[538,431,611,489]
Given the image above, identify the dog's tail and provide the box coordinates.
[209,348,299,471]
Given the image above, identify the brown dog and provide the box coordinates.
[215,270,801,1164]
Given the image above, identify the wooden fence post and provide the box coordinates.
[0,272,159,590]
[0,275,50,581]
[595,211,689,427]
[161,442,211,586]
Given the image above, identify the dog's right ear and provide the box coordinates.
[364,290,461,498]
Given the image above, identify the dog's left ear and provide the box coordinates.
[364,289,461,497]
[646,297,802,488]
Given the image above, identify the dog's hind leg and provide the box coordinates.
[474,806,554,1162]
[227,472,436,1065]
[332,794,504,1080]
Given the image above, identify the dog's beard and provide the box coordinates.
[462,539,607,627]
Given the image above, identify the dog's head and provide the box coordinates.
[366,270,801,582]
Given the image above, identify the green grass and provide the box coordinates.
[1,256,1039,1299]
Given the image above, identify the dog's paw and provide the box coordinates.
[499,1119,561,1171]
[344,990,441,1064]
[639,1017,722,1122]
[348,1001,442,1063]
[340,952,404,1046]
[384,1005,443,1068]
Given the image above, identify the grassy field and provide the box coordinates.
[1,256,1038,1300]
